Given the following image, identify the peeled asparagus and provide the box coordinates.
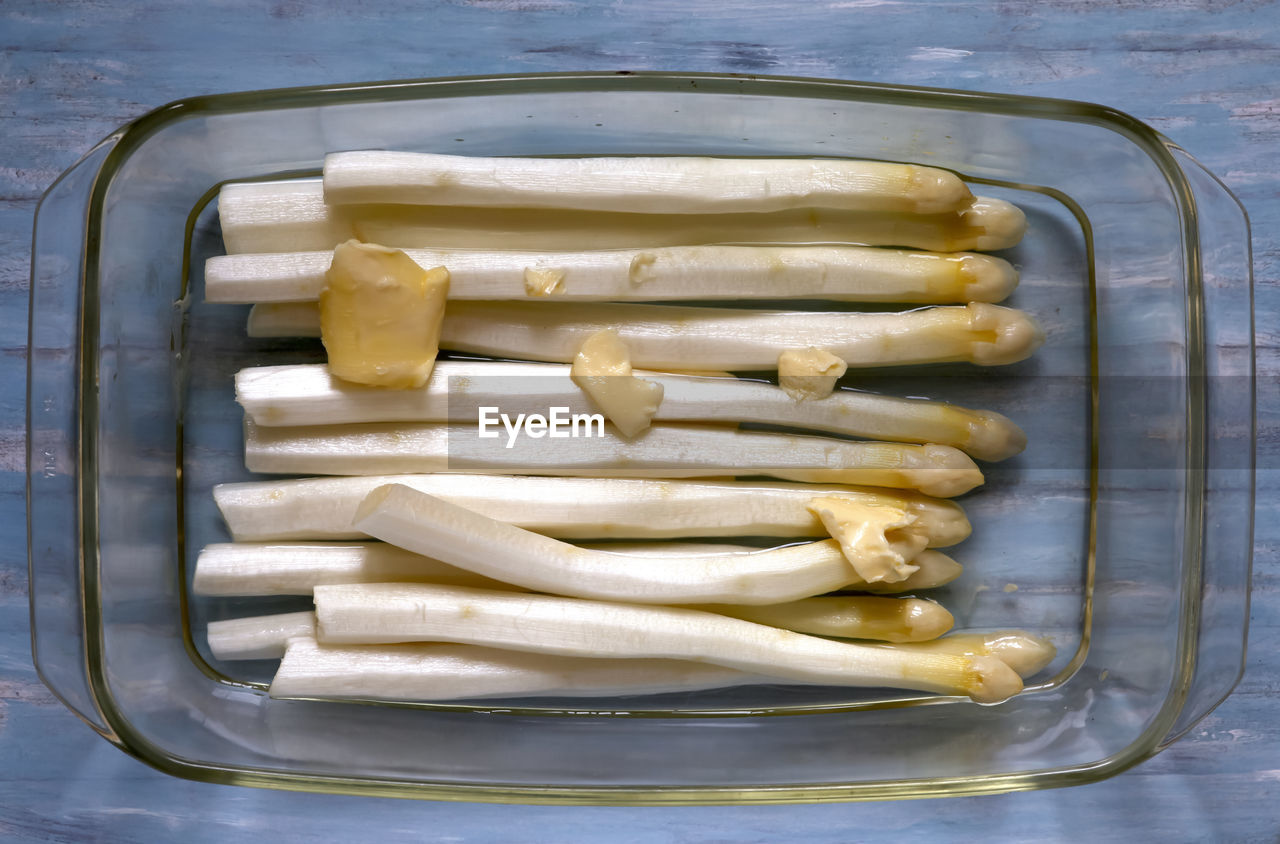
[352,483,937,605]
[270,637,774,700]
[312,583,1023,703]
[323,152,975,215]
[246,300,1044,371]
[207,610,316,660]
[205,244,1019,305]
[192,540,963,598]
[875,631,1057,678]
[236,362,1026,461]
[270,630,1053,701]
[193,541,517,596]
[244,420,984,497]
[694,596,954,642]
[218,180,1026,254]
[214,475,972,545]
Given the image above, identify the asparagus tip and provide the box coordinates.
[901,598,955,642]
[966,197,1028,251]
[965,654,1024,704]
[957,253,1019,303]
[963,409,1029,462]
[986,631,1058,678]
[966,303,1045,367]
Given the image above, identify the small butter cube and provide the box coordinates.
[319,240,449,389]
[808,496,927,584]
[571,329,664,438]
[778,348,848,401]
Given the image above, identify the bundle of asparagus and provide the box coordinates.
[199,151,1053,705]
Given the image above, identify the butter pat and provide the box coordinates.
[570,329,664,438]
[778,348,848,401]
[807,496,928,584]
[523,266,566,297]
[319,240,450,389]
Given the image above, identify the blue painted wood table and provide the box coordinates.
[2,1,1277,840]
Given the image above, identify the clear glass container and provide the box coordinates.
[28,72,1253,802]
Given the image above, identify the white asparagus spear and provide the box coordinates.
[218,180,1026,254]
[323,152,975,215]
[875,631,1057,678]
[692,596,954,642]
[312,583,1023,703]
[244,420,984,497]
[270,631,1053,700]
[192,541,963,598]
[246,301,1044,371]
[193,542,518,596]
[215,475,970,544]
[270,636,775,699]
[207,611,316,660]
[205,245,1019,305]
[351,483,930,605]
[235,362,1026,461]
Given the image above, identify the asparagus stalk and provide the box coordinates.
[312,583,1023,703]
[207,611,316,660]
[270,631,1052,701]
[246,301,1044,371]
[218,180,1026,254]
[192,540,963,598]
[214,475,972,544]
[874,631,1057,678]
[323,152,976,215]
[244,420,985,497]
[351,483,935,605]
[693,596,954,642]
[193,541,518,596]
[235,362,1026,461]
[270,636,773,699]
[205,244,1019,305]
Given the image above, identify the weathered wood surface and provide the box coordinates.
[2,0,1278,840]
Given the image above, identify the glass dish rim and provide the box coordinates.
[48,69,1229,803]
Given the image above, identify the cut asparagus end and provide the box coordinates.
[192,541,519,596]
[270,637,769,701]
[213,475,971,545]
[701,595,954,642]
[322,152,975,216]
[964,197,1027,251]
[207,611,316,660]
[353,483,865,605]
[312,582,1023,703]
[807,497,927,584]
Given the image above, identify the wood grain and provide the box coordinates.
[2,0,1277,840]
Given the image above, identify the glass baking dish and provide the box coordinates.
[28,72,1253,803]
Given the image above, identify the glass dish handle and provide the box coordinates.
[1161,146,1255,745]
[28,136,119,736]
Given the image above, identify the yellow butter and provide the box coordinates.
[778,347,848,401]
[570,329,664,438]
[807,496,928,584]
[319,240,449,389]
